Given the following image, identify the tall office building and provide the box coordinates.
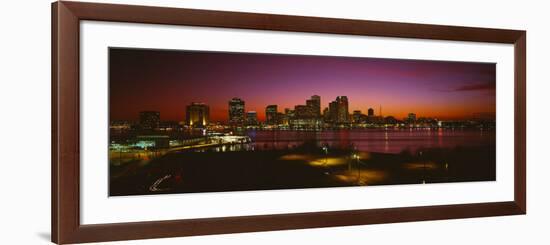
[285,108,295,118]
[186,102,209,127]
[336,96,349,123]
[294,105,311,118]
[277,112,289,125]
[322,107,330,121]
[328,101,338,122]
[325,96,350,124]
[352,110,362,123]
[306,95,321,118]
[246,111,258,125]
[139,111,160,130]
[368,108,374,117]
[228,97,245,126]
[265,105,278,125]
[407,113,417,123]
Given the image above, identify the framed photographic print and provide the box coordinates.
[52,1,526,244]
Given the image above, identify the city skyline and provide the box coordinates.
[114,95,496,128]
[110,48,496,122]
[113,94,494,124]
[109,48,497,196]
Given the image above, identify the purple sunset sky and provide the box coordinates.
[109,48,496,122]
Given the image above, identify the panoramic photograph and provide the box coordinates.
[108,48,496,196]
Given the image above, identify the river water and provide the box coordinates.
[239,128,495,154]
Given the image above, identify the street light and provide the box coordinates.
[419,151,426,184]
[322,146,328,164]
[355,154,361,185]
[322,145,329,175]
[445,162,449,181]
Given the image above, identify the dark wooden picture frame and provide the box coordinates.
[52,1,526,244]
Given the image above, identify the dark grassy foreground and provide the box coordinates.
[109,144,495,196]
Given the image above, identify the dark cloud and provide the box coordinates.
[454,82,496,92]
[434,81,496,93]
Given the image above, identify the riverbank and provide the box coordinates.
[110,144,495,196]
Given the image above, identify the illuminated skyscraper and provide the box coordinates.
[294,105,311,118]
[336,96,349,123]
[328,101,338,122]
[306,95,321,118]
[246,111,258,126]
[277,112,289,125]
[291,104,319,128]
[186,102,209,127]
[228,97,245,126]
[290,95,322,125]
[139,111,160,130]
[325,96,350,124]
[265,105,278,125]
[322,107,330,121]
[285,108,295,118]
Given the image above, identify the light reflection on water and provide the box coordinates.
[198,128,495,154]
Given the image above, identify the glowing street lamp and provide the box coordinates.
[322,146,328,164]
[322,146,330,175]
[355,154,361,185]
